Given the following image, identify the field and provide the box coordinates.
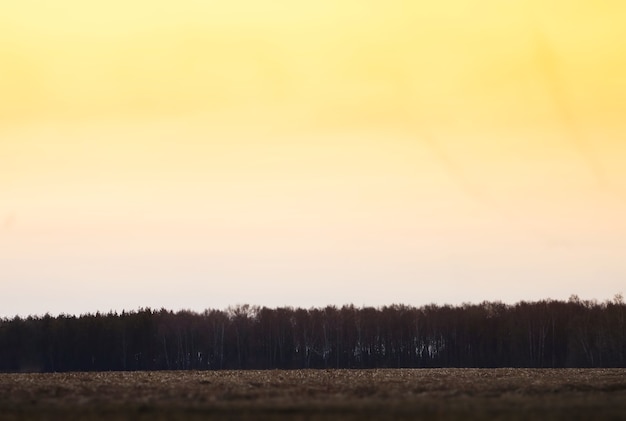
[1,369,626,420]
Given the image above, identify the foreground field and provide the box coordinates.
[1,369,626,420]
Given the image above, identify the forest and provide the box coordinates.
[0,296,624,372]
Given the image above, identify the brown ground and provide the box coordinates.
[1,369,625,420]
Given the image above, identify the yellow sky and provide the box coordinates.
[1,0,625,316]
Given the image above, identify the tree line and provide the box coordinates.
[1,295,624,372]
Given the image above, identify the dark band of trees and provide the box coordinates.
[1,295,624,372]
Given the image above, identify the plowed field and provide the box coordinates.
[1,369,626,420]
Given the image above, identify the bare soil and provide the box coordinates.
[1,369,625,420]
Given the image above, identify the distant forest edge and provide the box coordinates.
[1,295,625,372]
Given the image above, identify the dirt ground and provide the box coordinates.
[1,369,625,420]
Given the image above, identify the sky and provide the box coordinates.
[1,0,625,317]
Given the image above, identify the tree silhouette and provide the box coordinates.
[0,297,624,372]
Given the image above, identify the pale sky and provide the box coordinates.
[1,0,625,317]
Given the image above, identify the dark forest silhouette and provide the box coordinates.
[1,296,624,372]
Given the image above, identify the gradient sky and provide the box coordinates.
[1,0,625,317]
